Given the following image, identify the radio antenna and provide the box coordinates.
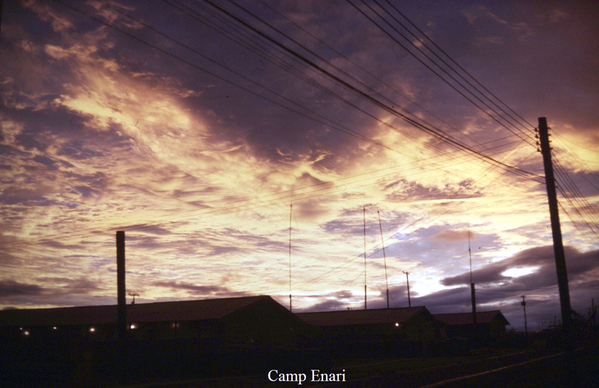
[378,210,389,309]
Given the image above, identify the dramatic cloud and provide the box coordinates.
[441,246,599,288]
[0,280,46,297]
[0,0,597,331]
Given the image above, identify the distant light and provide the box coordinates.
[53,326,57,330]
[395,322,399,327]
[130,324,137,330]
[19,327,23,331]
[89,327,95,333]
[23,331,30,336]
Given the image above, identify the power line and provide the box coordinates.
[348,0,536,146]
[7,1,538,250]
[1,139,538,250]
[381,0,537,132]
[198,0,538,180]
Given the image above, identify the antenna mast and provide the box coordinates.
[469,229,477,325]
[289,204,292,312]
[363,206,367,310]
[378,210,389,309]
[468,229,473,283]
[403,271,411,308]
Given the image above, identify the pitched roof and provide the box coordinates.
[0,296,273,327]
[296,307,428,327]
[433,311,510,326]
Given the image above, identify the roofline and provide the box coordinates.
[1,295,271,313]
[296,306,427,315]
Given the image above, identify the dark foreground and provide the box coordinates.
[3,337,599,388]
[108,346,599,388]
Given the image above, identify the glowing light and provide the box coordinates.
[130,324,137,329]
[501,267,539,278]
[89,327,95,333]
[395,322,399,327]
[23,331,30,336]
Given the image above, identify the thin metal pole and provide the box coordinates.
[469,230,477,325]
[404,271,411,308]
[521,295,528,335]
[364,206,367,310]
[468,229,473,284]
[289,204,292,312]
[378,211,389,309]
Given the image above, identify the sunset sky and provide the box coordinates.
[1,0,598,332]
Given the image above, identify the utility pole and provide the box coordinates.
[537,117,575,384]
[538,117,573,333]
[116,231,127,384]
[117,231,127,341]
[521,295,528,335]
[364,206,367,310]
[404,271,411,308]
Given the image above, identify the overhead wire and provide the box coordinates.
[1,1,544,308]
[147,0,524,185]
[221,0,491,152]
[380,0,537,134]
[7,0,540,250]
[168,0,541,188]
[348,0,536,147]
[554,158,599,227]
[553,169,599,242]
[12,1,589,309]
[165,0,456,159]
[198,0,539,181]
[277,147,542,295]
[256,0,485,149]
[126,0,596,306]
[1,138,534,250]
[551,132,599,191]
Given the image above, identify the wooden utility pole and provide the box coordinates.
[538,117,576,384]
[538,118,572,335]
